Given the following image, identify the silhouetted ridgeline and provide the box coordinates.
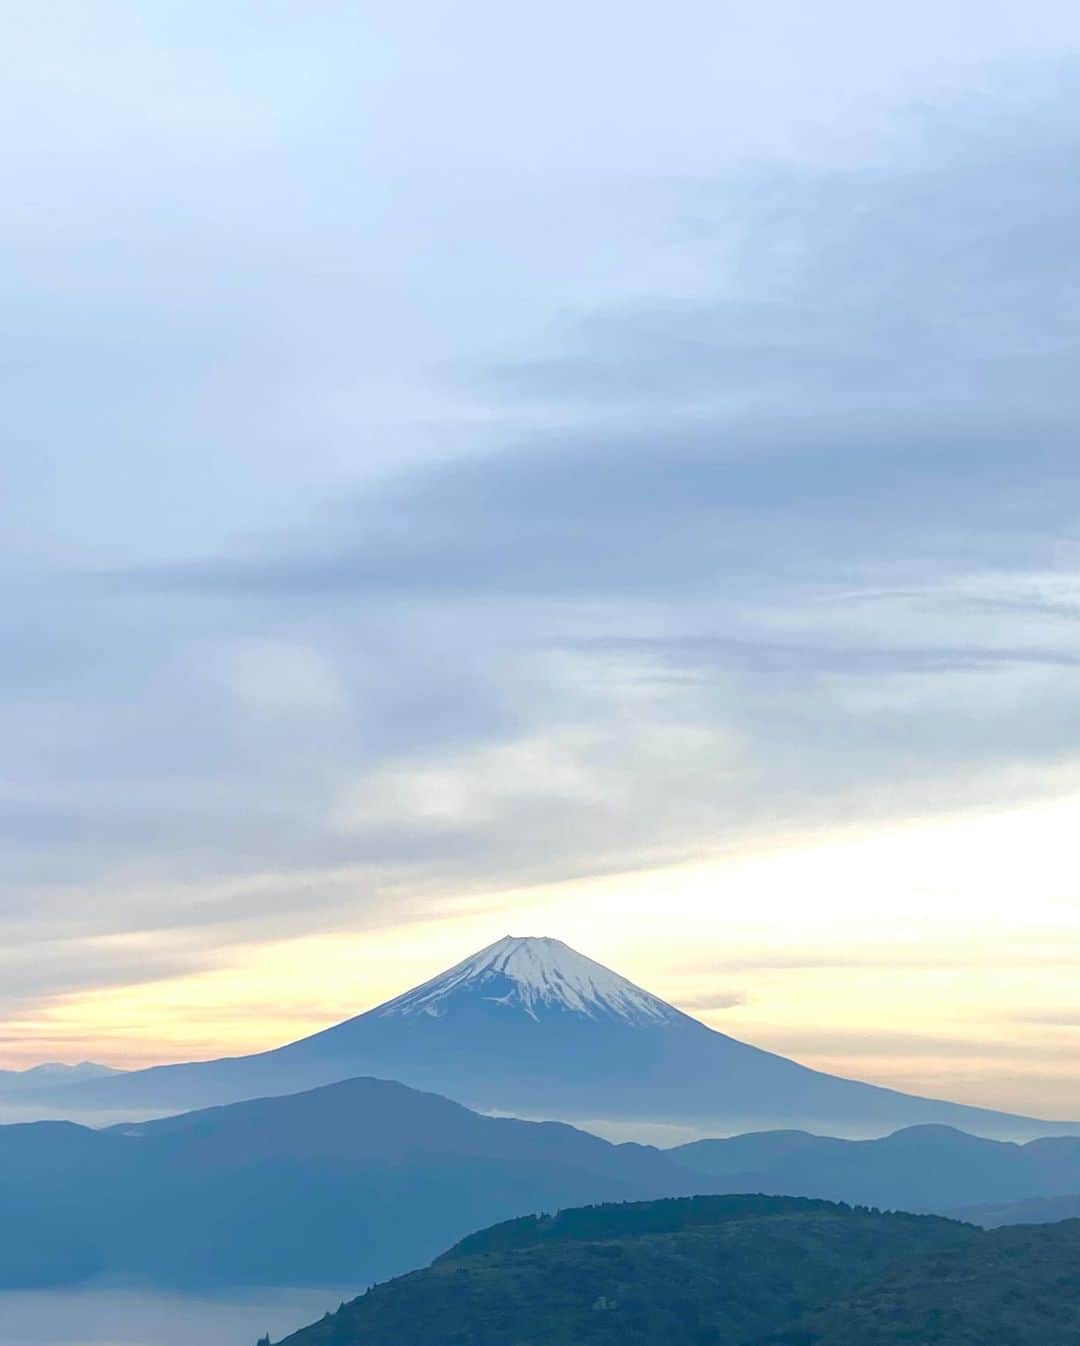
[0,1077,705,1288]
[6,1075,1080,1290]
[671,1122,1080,1213]
[277,1194,1080,1346]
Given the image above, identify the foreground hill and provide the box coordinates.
[672,1122,1080,1211]
[0,1076,703,1289]
[27,936,1077,1141]
[277,1194,1080,1346]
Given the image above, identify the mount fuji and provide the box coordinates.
[23,936,1078,1141]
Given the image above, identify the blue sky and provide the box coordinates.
[4,2,1080,1112]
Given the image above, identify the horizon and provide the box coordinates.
[4,1,1080,1132]
[4,926,1077,1128]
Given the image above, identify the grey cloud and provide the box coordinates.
[120,418,1080,604]
[0,939,208,1016]
[566,635,1080,677]
[769,1028,1080,1064]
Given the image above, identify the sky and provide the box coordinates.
[3,1,1080,1119]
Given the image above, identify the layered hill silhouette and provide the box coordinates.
[24,936,1079,1141]
[277,1193,1080,1346]
[0,1075,706,1289]
[8,1072,1080,1292]
[671,1122,1080,1212]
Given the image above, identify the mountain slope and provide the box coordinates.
[276,1194,1080,1346]
[25,936,1079,1141]
[0,1075,707,1289]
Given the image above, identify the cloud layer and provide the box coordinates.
[3,4,1080,1088]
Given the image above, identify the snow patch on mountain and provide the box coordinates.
[376,936,680,1025]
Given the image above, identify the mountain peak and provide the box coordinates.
[375,935,681,1026]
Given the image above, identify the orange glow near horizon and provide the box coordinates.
[3,792,1079,1120]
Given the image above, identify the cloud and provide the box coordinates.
[769,1027,1080,1065]
[567,633,1080,677]
[4,30,1080,1026]
[0,934,211,1015]
[677,991,746,1012]
[1014,1012,1080,1028]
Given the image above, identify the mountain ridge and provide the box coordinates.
[0,1074,710,1289]
[8,1072,1080,1292]
[671,1121,1080,1211]
[0,1061,122,1103]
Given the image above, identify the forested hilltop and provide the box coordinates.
[276,1193,1080,1346]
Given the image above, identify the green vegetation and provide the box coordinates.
[437,1192,898,1258]
[281,1193,1080,1346]
[800,1219,1080,1344]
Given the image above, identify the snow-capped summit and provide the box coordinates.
[375,935,681,1026]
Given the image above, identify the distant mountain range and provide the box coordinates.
[21,936,1079,1141]
[6,1069,1080,1291]
[0,1075,705,1289]
[276,1193,1080,1346]
[954,1192,1080,1227]
[672,1122,1080,1214]
[0,1061,121,1096]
